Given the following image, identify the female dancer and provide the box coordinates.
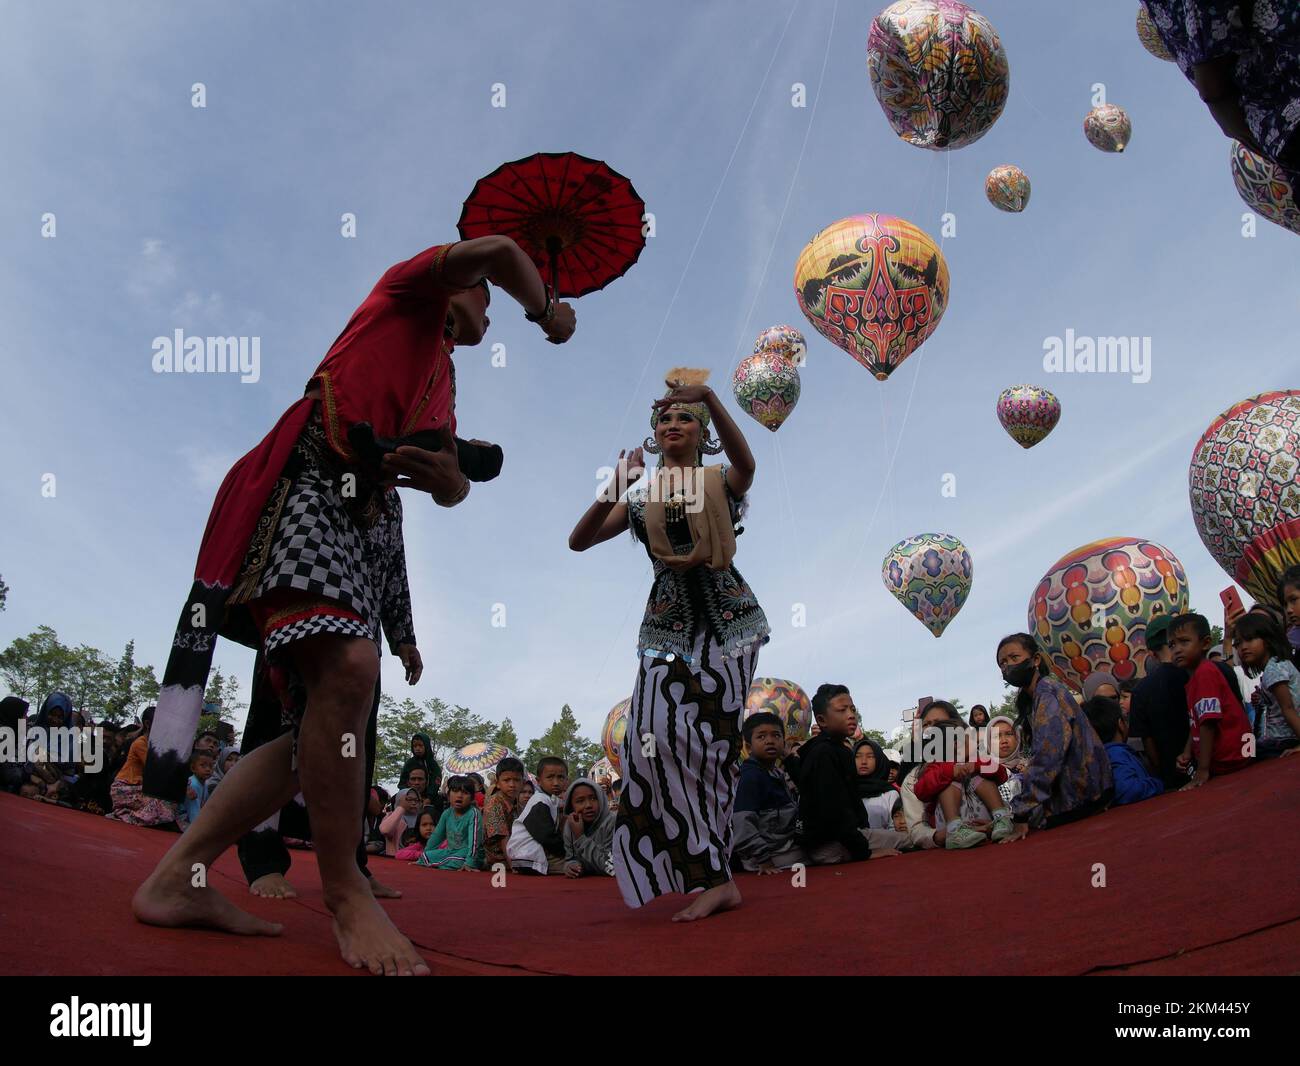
[569,368,769,922]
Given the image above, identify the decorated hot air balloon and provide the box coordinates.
[602,697,631,773]
[744,678,813,743]
[1030,537,1189,691]
[996,384,1060,448]
[1136,5,1174,61]
[732,349,800,432]
[754,324,807,367]
[1230,140,1300,237]
[1084,104,1132,153]
[1189,391,1300,608]
[868,1,1010,151]
[985,165,1031,212]
[882,533,972,637]
[794,214,950,381]
[446,741,514,776]
[589,756,618,782]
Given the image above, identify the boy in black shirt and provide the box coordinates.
[797,684,902,865]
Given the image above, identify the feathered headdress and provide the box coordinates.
[649,367,712,431]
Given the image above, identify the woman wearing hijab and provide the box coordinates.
[1,696,30,793]
[853,738,899,829]
[569,368,770,922]
[398,732,441,793]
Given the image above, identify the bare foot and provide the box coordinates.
[133,856,283,937]
[249,872,298,899]
[329,891,429,976]
[368,876,402,899]
[671,880,742,923]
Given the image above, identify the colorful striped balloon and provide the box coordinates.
[744,678,813,743]
[1030,537,1189,692]
[445,742,513,776]
[996,384,1060,448]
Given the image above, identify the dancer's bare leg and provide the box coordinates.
[671,880,742,923]
[294,635,428,976]
[133,732,298,935]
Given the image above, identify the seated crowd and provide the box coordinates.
[5,587,1300,880]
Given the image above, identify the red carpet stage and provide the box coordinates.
[3,758,1299,976]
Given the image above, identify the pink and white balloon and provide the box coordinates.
[996,384,1060,449]
[733,348,801,432]
[1084,104,1132,153]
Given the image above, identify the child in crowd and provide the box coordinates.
[181,750,215,829]
[1118,679,1137,716]
[483,757,525,869]
[396,805,441,861]
[1234,611,1300,758]
[562,778,616,877]
[417,777,485,871]
[798,685,903,865]
[518,778,536,809]
[1084,696,1163,806]
[912,719,1014,849]
[108,707,179,828]
[732,712,805,874]
[1170,613,1253,788]
[201,747,240,804]
[508,757,569,874]
[364,787,388,855]
[380,788,421,856]
[468,773,487,809]
[853,738,900,829]
[608,778,622,813]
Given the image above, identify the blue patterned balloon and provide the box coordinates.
[882,532,973,637]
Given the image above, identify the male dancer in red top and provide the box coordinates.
[133,236,574,975]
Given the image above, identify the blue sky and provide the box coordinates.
[2,0,1298,746]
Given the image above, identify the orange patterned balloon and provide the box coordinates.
[794,214,950,381]
[1029,537,1189,692]
[602,697,630,773]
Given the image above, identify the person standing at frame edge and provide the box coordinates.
[568,368,770,922]
[133,237,576,976]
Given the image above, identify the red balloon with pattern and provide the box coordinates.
[1029,537,1189,692]
[793,214,950,381]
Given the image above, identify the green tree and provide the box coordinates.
[103,641,159,724]
[203,667,244,721]
[492,717,520,752]
[63,644,114,719]
[523,704,603,777]
[860,728,888,748]
[0,626,76,703]
[0,574,9,611]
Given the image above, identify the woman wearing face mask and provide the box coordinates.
[994,633,1113,843]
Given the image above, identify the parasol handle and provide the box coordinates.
[544,235,562,301]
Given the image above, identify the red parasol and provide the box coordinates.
[457,152,646,299]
